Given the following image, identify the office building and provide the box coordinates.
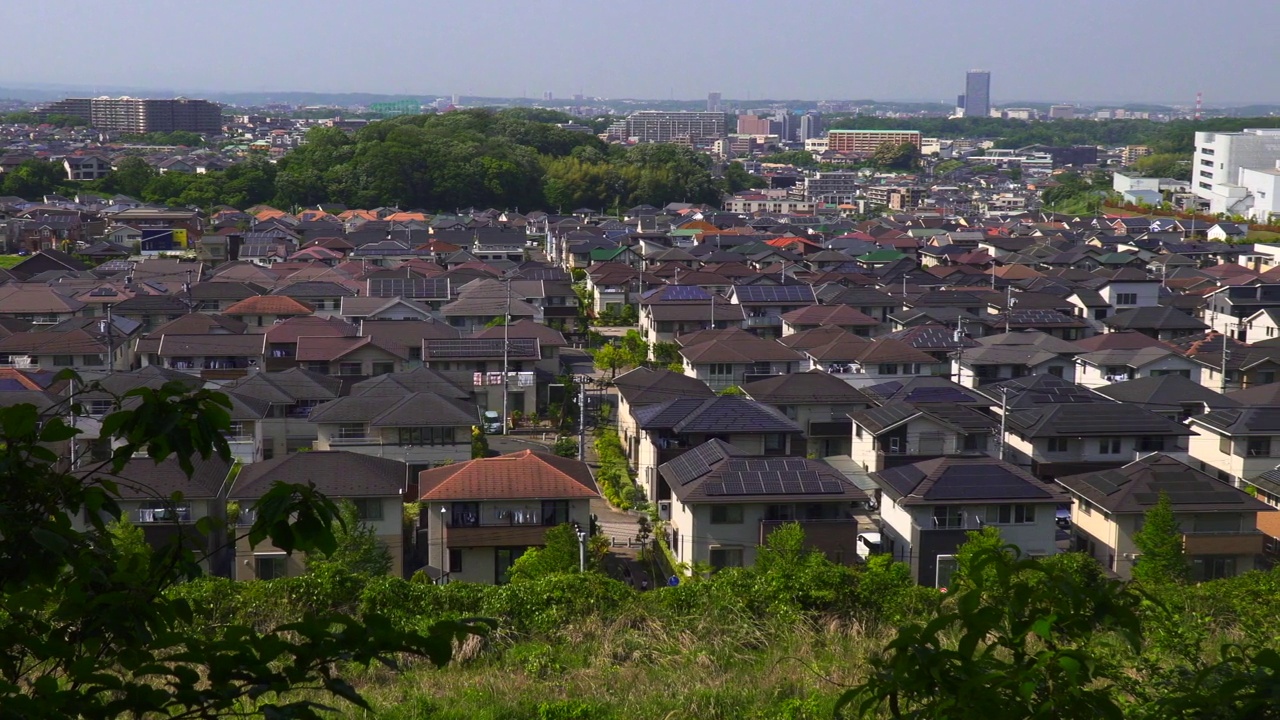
[799,113,823,141]
[707,92,722,113]
[737,114,773,136]
[964,70,991,119]
[616,111,726,144]
[771,112,795,142]
[1193,128,1280,215]
[35,96,223,134]
[1049,104,1076,120]
[803,171,861,203]
[827,129,922,157]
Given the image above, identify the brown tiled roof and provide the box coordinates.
[418,449,599,501]
[781,304,879,326]
[295,335,407,361]
[223,295,315,316]
[470,318,567,347]
[678,328,805,364]
[264,315,357,343]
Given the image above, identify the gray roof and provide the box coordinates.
[871,456,1064,505]
[1103,306,1210,332]
[1095,374,1238,412]
[1006,403,1194,438]
[1057,454,1274,515]
[658,439,869,504]
[1191,407,1280,435]
[308,392,476,427]
[231,451,407,500]
[633,396,802,434]
[741,370,870,405]
[613,367,715,407]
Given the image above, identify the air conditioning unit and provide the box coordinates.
[658,501,671,521]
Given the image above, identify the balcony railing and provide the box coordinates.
[1183,529,1264,556]
[444,523,551,547]
[329,436,377,445]
[745,315,782,327]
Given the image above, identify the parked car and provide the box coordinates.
[482,410,502,434]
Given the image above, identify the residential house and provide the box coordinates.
[145,333,267,380]
[871,456,1066,587]
[79,454,235,576]
[677,328,805,391]
[727,284,817,340]
[659,440,873,569]
[953,331,1083,387]
[1074,346,1202,389]
[1095,374,1240,421]
[1102,306,1210,341]
[742,370,873,457]
[613,367,715,462]
[295,335,410,377]
[307,384,477,469]
[849,402,999,473]
[630,395,804,504]
[780,304,881,337]
[231,452,409,579]
[1058,454,1274,580]
[1187,387,1280,486]
[421,338,541,418]
[440,281,541,333]
[0,285,87,325]
[979,376,1193,480]
[639,285,745,348]
[418,450,599,584]
[222,295,315,327]
[223,368,343,458]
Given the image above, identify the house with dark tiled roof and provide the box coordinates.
[307,382,477,467]
[295,335,410,378]
[742,370,872,457]
[977,375,1193,480]
[417,450,599,584]
[421,337,541,419]
[849,401,999,473]
[676,328,805,391]
[77,454,236,575]
[955,331,1084,388]
[1095,374,1237,422]
[1102,306,1209,341]
[222,368,343,458]
[780,304,881,337]
[1058,454,1273,581]
[630,395,804,504]
[870,455,1066,587]
[658,439,873,570]
[231,451,410,579]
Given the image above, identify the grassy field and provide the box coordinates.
[0,255,25,269]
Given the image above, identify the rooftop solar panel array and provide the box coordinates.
[661,285,712,301]
[922,465,1052,501]
[734,285,815,303]
[367,277,450,299]
[423,338,538,358]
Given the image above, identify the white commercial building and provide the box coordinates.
[1193,128,1280,217]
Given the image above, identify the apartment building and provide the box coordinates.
[612,111,726,144]
[827,129,922,156]
[36,96,223,134]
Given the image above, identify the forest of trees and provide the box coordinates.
[4,108,761,213]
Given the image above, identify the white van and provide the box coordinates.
[482,410,502,434]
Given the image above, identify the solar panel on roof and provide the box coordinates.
[662,285,711,301]
[736,285,814,303]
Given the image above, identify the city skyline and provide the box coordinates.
[1,0,1278,104]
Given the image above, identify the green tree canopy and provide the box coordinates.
[1132,491,1189,585]
[506,523,606,581]
[305,500,393,577]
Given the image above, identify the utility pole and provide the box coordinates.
[501,277,510,435]
[996,385,1008,462]
[103,304,115,375]
[1221,329,1231,393]
[576,525,587,572]
[577,377,587,462]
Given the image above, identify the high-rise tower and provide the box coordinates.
[964,70,991,118]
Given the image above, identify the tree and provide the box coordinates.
[592,342,632,379]
[1132,491,1189,585]
[653,341,681,367]
[305,500,393,577]
[721,160,768,192]
[872,141,920,170]
[619,329,649,366]
[552,436,578,458]
[839,545,1144,720]
[471,424,490,458]
[98,156,159,198]
[1134,152,1191,180]
[506,523,607,581]
[0,376,486,718]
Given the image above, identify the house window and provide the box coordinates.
[255,556,288,580]
[709,547,744,570]
[936,555,958,589]
[710,505,744,524]
[1047,366,1064,378]
[1115,293,1137,305]
[1220,435,1234,455]
[1247,437,1272,457]
[1191,556,1237,581]
[986,504,1036,525]
[1138,436,1167,452]
[307,361,329,374]
[338,362,362,376]
[448,548,463,573]
[766,504,795,521]
[349,498,383,522]
[135,500,192,523]
[397,427,457,445]
[878,364,899,375]
[336,423,366,440]
[1047,438,1070,453]
[82,354,105,366]
[372,362,395,375]
[1259,371,1277,385]
[932,506,964,529]
[451,502,480,528]
[962,434,988,452]
[1098,438,1121,455]
[52,355,75,366]
[763,433,787,453]
[708,363,734,378]
[227,421,246,439]
[541,500,570,526]
[88,399,113,416]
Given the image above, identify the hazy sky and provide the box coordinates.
[3,0,1278,104]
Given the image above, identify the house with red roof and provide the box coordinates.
[417,450,600,583]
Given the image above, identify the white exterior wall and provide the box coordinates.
[314,425,472,466]
[1100,281,1160,310]
[1074,356,1200,389]
[1238,166,1280,223]
[1194,129,1280,214]
[1187,425,1278,484]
